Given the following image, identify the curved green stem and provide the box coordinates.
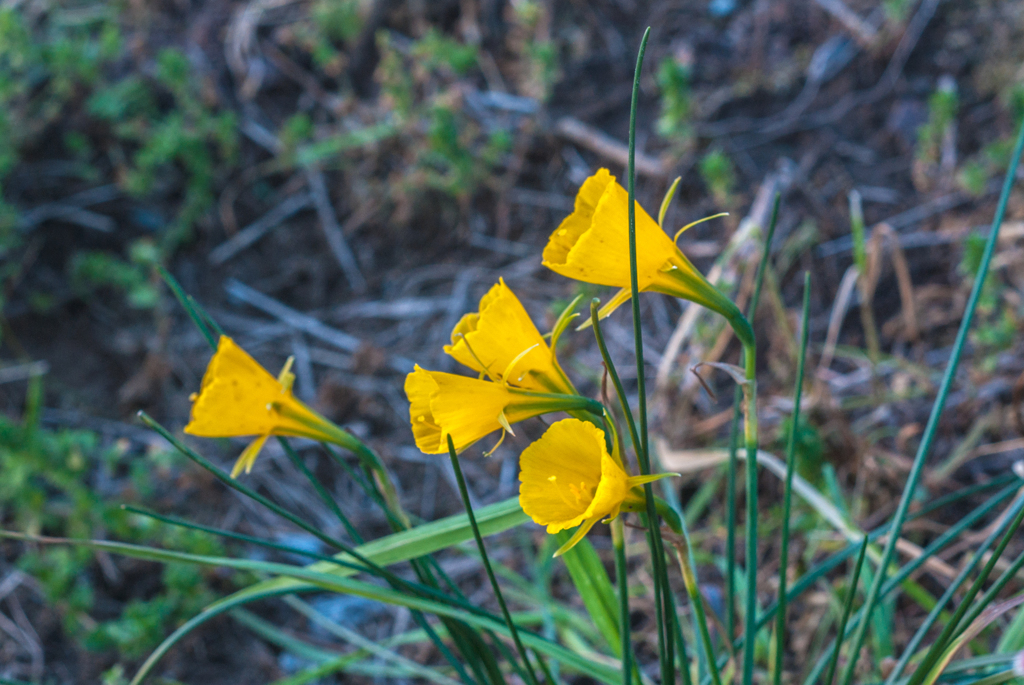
[657,499,723,685]
[626,28,676,685]
[772,272,811,685]
[740,336,759,685]
[447,434,541,685]
[591,297,672,683]
[612,518,633,685]
[726,193,779,644]
[725,401,740,641]
[822,536,870,685]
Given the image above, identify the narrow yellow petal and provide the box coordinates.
[277,356,296,390]
[496,410,515,437]
[626,473,678,488]
[553,516,602,557]
[231,434,270,478]
[501,343,540,385]
[575,287,633,331]
[672,213,728,243]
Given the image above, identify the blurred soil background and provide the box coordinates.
[3,0,1024,682]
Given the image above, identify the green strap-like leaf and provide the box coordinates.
[0,523,619,685]
[556,532,622,655]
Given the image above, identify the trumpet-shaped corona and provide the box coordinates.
[185,336,349,477]
[444,278,574,395]
[405,365,594,455]
[543,168,741,324]
[518,418,672,556]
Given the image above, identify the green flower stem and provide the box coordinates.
[591,299,673,682]
[159,265,218,349]
[591,300,641,458]
[672,596,696,685]
[725,397,740,641]
[628,25,653,470]
[446,435,541,685]
[726,194,779,643]
[772,272,811,685]
[626,27,675,685]
[838,113,1024,685]
[740,336,759,685]
[590,299,680,681]
[140,411,346,552]
[278,437,364,544]
[277,403,410,528]
[322,442,498,680]
[612,517,633,685]
[320,444,408,534]
[657,499,723,685]
[822,536,869,685]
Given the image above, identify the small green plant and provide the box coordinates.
[958,160,988,196]
[414,29,479,76]
[373,30,510,206]
[915,79,958,181]
[88,48,238,251]
[0,381,226,660]
[960,131,1019,196]
[0,7,121,255]
[311,0,365,44]
[777,414,825,483]
[508,0,558,101]
[1002,82,1024,126]
[958,231,1017,369]
[883,0,915,22]
[699,148,736,206]
[656,54,693,142]
[0,10,237,313]
[70,244,159,309]
[960,231,1000,312]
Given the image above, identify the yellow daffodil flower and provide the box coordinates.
[444,278,575,395]
[543,168,741,324]
[519,418,673,556]
[405,365,596,455]
[185,336,350,477]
